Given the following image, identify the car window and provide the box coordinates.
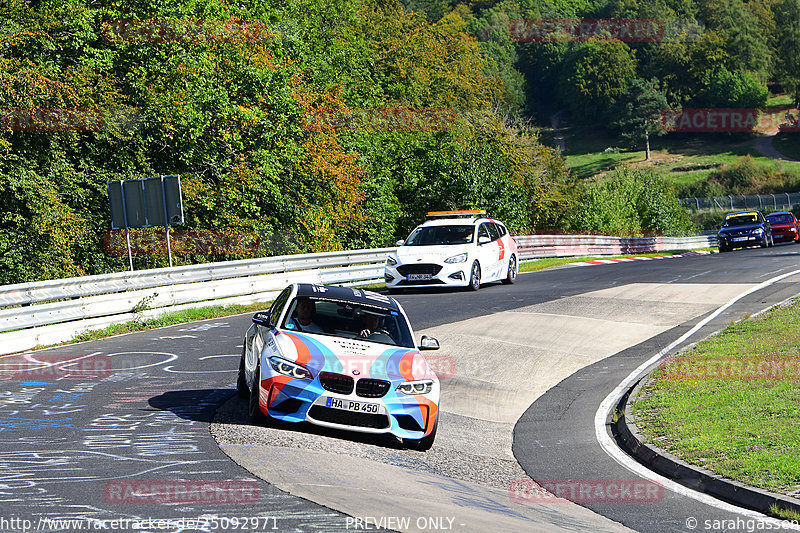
[487,223,500,241]
[768,214,794,224]
[495,223,508,237]
[478,224,491,241]
[282,298,414,348]
[723,214,759,227]
[270,287,292,325]
[405,225,474,245]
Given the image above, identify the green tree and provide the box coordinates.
[700,67,768,108]
[611,78,671,161]
[557,40,637,120]
[571,167,695,236]
[775,0,800,107]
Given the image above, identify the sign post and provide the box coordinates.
[107,175,184,270]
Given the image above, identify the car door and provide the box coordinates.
[476,222,499,280]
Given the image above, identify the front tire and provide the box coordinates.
[502,254,517,285]
[469,262,481,291]
[248,362,267,423]
[404,417,438,451]
[237,346,249,399]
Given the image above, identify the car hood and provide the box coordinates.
[395,244,471,262]
[719,224,763,234]
[769,223,795,229]
[274,331,437,382]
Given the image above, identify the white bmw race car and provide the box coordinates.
[384,211,519,291]
[238,283,441,450]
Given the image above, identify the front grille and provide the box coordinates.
[319,372,354,395]
[397,264,442,276]
[308,405,390,429]
[398,279,445,286]
[356,378,390,398]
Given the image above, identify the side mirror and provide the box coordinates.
[396,239,405,246]
[252,312,274,328]
[419,335,440,351]
[478,235,491,245]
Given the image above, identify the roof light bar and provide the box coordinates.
[426,210,487,219]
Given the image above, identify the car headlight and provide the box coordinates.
[268,357,312,380]
[386,256,398,267]
[751,228,763,235]
[396,379,434,395]
[444,253,467,264]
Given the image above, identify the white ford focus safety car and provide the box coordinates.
[384,211,519,292]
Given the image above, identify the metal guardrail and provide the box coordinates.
[515,234,717,259]
[0,235,716,355]
[680,192,800,212]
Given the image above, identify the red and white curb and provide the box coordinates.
[570,250,714,267]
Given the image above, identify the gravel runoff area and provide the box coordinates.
[210,396,530,492]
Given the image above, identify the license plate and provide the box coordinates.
[407,274,432,281]
[732,237,749,242]
[326,397,381,414]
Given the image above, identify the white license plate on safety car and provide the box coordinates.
[732,237,749,242]
[326,397,381,414]
[407,274,432,281]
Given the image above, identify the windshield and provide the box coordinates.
[405,225,474,246]
[767,214,794,224]
[723,214,759,227]
[282,298,414,348]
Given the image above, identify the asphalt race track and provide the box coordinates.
[2,245,800,532]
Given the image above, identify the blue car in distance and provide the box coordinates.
[717,211,774,252]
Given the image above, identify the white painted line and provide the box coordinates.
[594,268,800,526]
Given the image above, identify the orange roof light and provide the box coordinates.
[426,210,487,218]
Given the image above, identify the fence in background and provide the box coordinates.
[0,235,716,355]
[680,192,800,212]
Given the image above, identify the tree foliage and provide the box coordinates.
[571,168,695,236]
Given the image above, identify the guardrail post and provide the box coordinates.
[729,195,733,209]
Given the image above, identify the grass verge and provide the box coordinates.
[632,300,800,503]
[68,302,270,344]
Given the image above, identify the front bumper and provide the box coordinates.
[718,234,763,248]
[384,261,470,288]
[258,374,438,440]
[771,228,798,242]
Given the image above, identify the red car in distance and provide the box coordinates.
[766,212,800,244]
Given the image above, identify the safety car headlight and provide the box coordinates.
[396,379,434,395]
[386,256,398,267]
[269,357,312,380]
[444,253,467,264]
